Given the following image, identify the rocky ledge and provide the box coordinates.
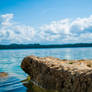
[21,55,92,92]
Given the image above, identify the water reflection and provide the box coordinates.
[64,49,72,60]
[0,74,58,92]
[23,81,58,92]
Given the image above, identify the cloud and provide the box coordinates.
[39,15,92,44]
[0,13,92,44]
[0,14,36,44]
[1,14,13,26]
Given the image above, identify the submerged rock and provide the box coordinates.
[21,55,92,92]
[0,72,8,78]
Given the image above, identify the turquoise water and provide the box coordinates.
[0,47,92,92]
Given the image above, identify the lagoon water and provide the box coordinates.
[0,47,92,92]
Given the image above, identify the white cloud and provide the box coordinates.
[40,19,70,34]
[39,15,92,44]
[0,14,36,44]
[1,14,14,26]
[0,13,92,44]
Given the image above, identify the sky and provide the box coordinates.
[0,0,92,44]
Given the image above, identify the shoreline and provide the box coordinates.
[1,43,92,49]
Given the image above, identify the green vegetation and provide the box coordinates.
[0,43,92,49]
[69,62,73,64]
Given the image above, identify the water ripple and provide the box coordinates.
[0,75,26,92]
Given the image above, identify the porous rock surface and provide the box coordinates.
[21,55,92,92]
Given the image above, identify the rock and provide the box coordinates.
[21,55,92,92]
[0,72,8,78]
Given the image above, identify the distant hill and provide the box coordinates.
[0,43,92,49]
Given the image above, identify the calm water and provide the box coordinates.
[0,47,92,92]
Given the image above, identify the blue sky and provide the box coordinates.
[0,0,92,26]
[0,0,92,44]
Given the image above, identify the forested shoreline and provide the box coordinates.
[0,43,92,49]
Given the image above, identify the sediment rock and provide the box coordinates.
[21,55,92,92]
